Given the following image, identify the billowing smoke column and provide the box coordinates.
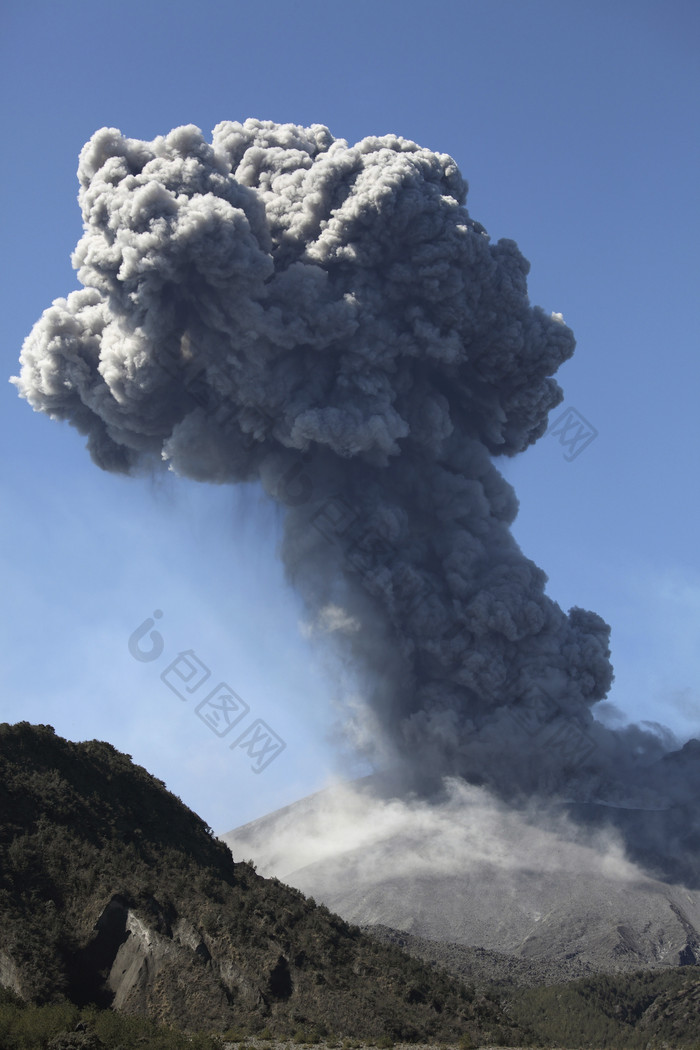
[15,120,691,835]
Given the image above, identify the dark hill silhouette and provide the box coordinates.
[0,722,521,1045]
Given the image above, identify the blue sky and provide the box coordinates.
[2,0,699,832]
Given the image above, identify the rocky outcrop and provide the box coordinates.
[0,951,22,997]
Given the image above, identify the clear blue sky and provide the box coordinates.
[2,0,698,831]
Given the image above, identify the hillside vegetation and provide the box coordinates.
[510,968,700,1048]
[0,723,522,1046]
[2,722,699,1049]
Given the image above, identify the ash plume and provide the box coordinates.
[13,120,699,882]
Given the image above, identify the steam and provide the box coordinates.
[223,779,700,969]
[12,119,699,881]
[226,777,640,885]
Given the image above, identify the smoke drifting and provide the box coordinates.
[223,778,700,972]
[13,120,699,882]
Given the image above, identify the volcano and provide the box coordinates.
[223,776,700,982]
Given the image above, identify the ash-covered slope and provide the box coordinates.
[0,722,523,1045]
[223,776,700,979]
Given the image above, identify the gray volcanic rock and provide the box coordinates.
[223,778,700,978]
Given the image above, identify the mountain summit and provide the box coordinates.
[224,776,700,981]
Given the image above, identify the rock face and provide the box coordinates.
[0,952,21,996]
[63,894,232,1015]
[65,893,266,1021]
[223,778,700,981]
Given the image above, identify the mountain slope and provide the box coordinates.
[223,777,700,978]
[510,968,700,1049]
[364,924,700,1047]
[0,722,522,1045]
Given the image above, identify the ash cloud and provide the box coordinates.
[13,119,699,883]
